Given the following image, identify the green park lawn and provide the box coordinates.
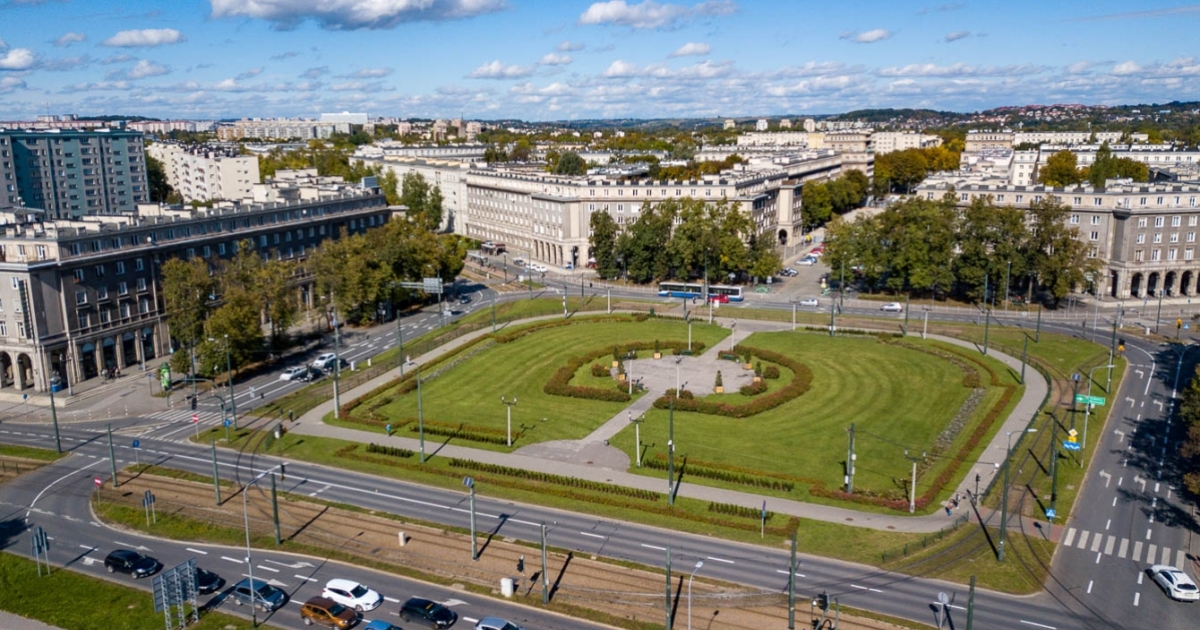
[366,318,729,447]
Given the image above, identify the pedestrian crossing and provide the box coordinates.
[1062,526,1187,568]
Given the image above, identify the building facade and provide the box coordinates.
[216,119,349,141]
[146,142,260,203]
[871,132,942,155]
[1,128,150,220]
[0,184,389,393]
[350,155,471,234]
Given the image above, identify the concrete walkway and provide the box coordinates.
[287,312,1048,534]
[0,612,65,630]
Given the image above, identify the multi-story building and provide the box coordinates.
[125,120,216,135]
[916,177,1200,300]
[0,178,389,392]
[216,119,348,141]
[146,142,260,203]
[723,119,737,130]
[1,128,149,219]
[871,132,942,155]
[320,112,368,125]
[736,132,809,148]
[353,142,487,160]
[824,131,873,174]
[755,119,770,131]
[964,130,1015,153]
[1012,131,1147,146]
[0,135,17,209]
[462,151,844,268]
[350,155,470,233]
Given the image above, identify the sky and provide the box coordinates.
[2,0,1200,121]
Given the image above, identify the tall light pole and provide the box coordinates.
[1069,372,1081,430]
[242,466,277,627]
[463,477,477,560]
[49,384,61,454]
[687,560,704,630]
[669,382,685,506]
[904,449,925,513]
[395,286,405,378]
[331,302,343,418]
[1082,364,1114,466]
[417,365,425,464]
[630,412,645,467]
[501,395,517,447]
[998,428,1037,561]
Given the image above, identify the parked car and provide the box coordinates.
[798,298,819,307]
[530,263,548,273]
[230,578,289,612]
[458,295,471,305]
[280,366,309,381]
[880,302,904,312]
[363,621,401,630]
[195,567,225,594]
[474,617,524,630]
[322,578,383,612]
[782,267,798,277]
[797,257,817,266]
[300,595,360,628]
[399,597,458,629]
[103,549,161,579]
[1149,565,1199,601]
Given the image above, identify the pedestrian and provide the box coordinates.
[945,505,952,517]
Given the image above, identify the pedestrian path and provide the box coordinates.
[1061,526,1188,569]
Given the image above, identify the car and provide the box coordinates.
[301,595,360,628]
[474,617,524,630]
[880,302,904,312]
[708,294,729,303]
[399,597,458,629]
[312,353,339,370]
[230,578,289,612]
[512,258,526,267]
[280,366,309,381]
[1149,565,1199,601]
[530,263,548,273]
[458,295,471,305]
[195,567,225,595]
[798,298,819,307]
[797,257,817,266]
[103,549,161,579]
[322,578,383,612]
[782,268,798,277]
[363,621,401,630]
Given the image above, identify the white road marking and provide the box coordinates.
[1076,531,1089,549]
[1019,621,1056,629]
[1087,580,1093,594]
[256,565,279,573]
[383,596,400,603]
[1112,497,1118,507]
[579,532,606,539]
[1146,528,1152,540]
[295,575,317,582]
[1148,544,1157,563]
[1105,519,1111,530]
[1063,528,1077,547]
[185,548,208,555]
[1138,572,1144,585]
[775,569,807,578]
[28,458,107,518]
[1177,550,1187,569]
[1133,592,1140,607]
[1096,552,1102,564]
[640,543,666,551]
[1119,538,1129,558]
[706,556,735,564]
[1162,547,1172,565]
[1099,470,1111,488]
[221,556,244,564]
[1114,429,1125,442]
[1091,534,1103,553]
[1105,536,1115,555]
[1133,542,1143,562]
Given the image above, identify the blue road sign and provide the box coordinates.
[1063,441,1082,451]
[223,419,232,427]
[1045,508,1057,519]
[132,439,140,449]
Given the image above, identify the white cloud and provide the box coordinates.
[0,76,26,93]
[877,62,1043,77]
[557,40,585,52]
[841,28,891,44]
[670,42,709,57]
[1112,61,1141,75]
[349,67,393,78]
[61,80,132,93]
[100,53,135,65]
[53,32,86,47]
[237,67,264,80]
[579,0,735,29]
[603,59,641,77]
[943,30,970,43]
[301,66,329,78]
[126,59,170,79]
[210,0,508,30]
[539,52,573,66]
[39,56,91,72]
[271,51,299,60]
[103,28,185,48]
[213,78,252,92]
[468,60,534,79]
[1066,61,1092,74]
[0,48,37,70]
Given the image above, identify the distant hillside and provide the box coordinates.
[832,108,963,122]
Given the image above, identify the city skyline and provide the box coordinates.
[1,0,1200,121]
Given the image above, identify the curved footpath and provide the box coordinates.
[285,313,1048,534]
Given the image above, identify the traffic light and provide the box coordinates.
[1178,318,1183,329]
[189,396,197,410]
[517,555,525,573]
[279,462,285,481]
[816,592,829,611]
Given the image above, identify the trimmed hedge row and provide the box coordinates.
[544,340,708,404]
[651,344,812,418]
[448,458,659,500]
[708,501,774,520]
[739,381,768,396]
[365,443,415,458]
[644,455,794,491]
[591,363,609,377]
[415,421,509,446]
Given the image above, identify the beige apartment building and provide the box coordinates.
[146,142,260,203]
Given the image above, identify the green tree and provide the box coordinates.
[747,232,782,282]
[1026,196,1100,302]
[146,154,174,203]
[801,182,833,228]
[554,151,587,175]
[877,196,957,294]
[589,211,621,279]
[161,257,216,376]
[399,172,445,230]
[617,202,674,283]
[509,138,533,162]
[1038,150,1084,187]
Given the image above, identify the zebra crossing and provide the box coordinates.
[1062,526,1188,569]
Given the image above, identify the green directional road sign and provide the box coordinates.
[1074,394,1106,406]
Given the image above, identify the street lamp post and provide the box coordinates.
[687,560,704,630]
[1082,364,1115,466]
[49,384,61,453]
[463,477,477,561]
[998,428,1037,561]
[629,412,645,467]
[1070,372,1081,430]
[626,350,636,396]
[501,395,517,447]
[904,449,925,514]
[669,382,685,506]
[417,365,425,463]
[241,467,277,627]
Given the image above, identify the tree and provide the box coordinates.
[1038,151,1084,187]
[1026,196,1100,302]
[554,151,586,175]
[509,138,533,162]
[146,154,174,203]
[161,257,216,375]
[1087,142,1149,188]
[399,172,445,231]
[801,183,833,228]
[617,202,674,283]
[589,212,620,279]
[747,233,782,282]
[876,196,957,294]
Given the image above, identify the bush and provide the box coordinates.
[449,459,659,500]
[764,365,781,379]
[653,344,813,418]
[591,363,610,377]
[715,370,723,387]
[365,443,415,458]
[544,340,706,404]
[740,381,768,396]
[709,502,775,520]
[755,361,763,377]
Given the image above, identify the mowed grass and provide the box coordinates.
[0,445,64,462]
[370,318,729,448]
[610,331,1009,500]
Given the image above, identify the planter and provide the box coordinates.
[753,376,762,383]
[612,360,619,368]
[618,373,626,382]
[714,386,724,394]
[743,363,753,370]
[653,352,662,360]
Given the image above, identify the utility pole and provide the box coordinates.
[788,532,797,630]
[665,548,673,630]
[1004,260,1011,314]
[1036,304,1042,342]
[417,365,425,464]
[1020,335,1028,385]
[1050,413,1059,518]
[540,523,549,604]
[668,394,676,505]
[1108,310,1120,392]
[464,477,478,560]
[211,439,221,505]
[1070,372,1081,430]
[107,423,118,489]
[983,308,990,356]
[270,473,281,546]
[332,300,342,419]
[839,258,846,310]
[904,450,925,513]
[397,293,405,377]
[1156,288,1164,334]
[845,423,856,493]
[828,299,836,338]
[966,575,976,630]
[903,293,910,335]
[49,385,61,454]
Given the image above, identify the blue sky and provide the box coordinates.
[2,0,1200,121]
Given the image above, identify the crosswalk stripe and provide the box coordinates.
[1119,538,1129,558]
[1091,534,1104,553]
[1176,549,1187,569]
[1147,544,1157,564]
[1104,535,1115,556]
[1133,541,1143,562]
[1161,547,1172,565]
[1063,528,1077,547]
[1077,531,1089,549]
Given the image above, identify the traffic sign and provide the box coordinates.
[191,414,199,423]
[223,419,232,427]
[94,477,102,487]
[1063,441,1082,451]
[1074,394,1106,406]
[1045,508,1057,519]
[132,439,140,449]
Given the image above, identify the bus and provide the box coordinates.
[657,282,744,302]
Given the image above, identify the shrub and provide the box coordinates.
[544,340,706,404]
[709,502,775,520]
[743,350,752,365]
[715,370,723,387]
[654,339,661,354]
[755,361,763,377]
[365,443,415,458]
[653,344,813,418]
[764,365,781,379]
[645,456,795,492]
[740,381,768,396]
[591,363,609,377]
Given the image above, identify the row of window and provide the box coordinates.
[74,278,149,304]
[75,300,151,328]
[1134,233,1198,244]
[71,258,145,281]
[1136,216,1198,228]
[1133,249,1195,262]
[588,187,723,198]
[0,320,26,339]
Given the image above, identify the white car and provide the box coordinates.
[475,617,524,630]
[1149,565,1199,601]
[797,257,817,266]
[798,298,819,307]
[880,302,904,312]
[530,263,548,273]
[321,578,383,612]
[279,366,308,381]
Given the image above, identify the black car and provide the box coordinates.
[195,567,225,594]
[399,597,457,629]
[103,549,161,579]
[458,295,471,304]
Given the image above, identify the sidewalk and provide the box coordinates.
[0,612,64,630]
[287,312,1048,534]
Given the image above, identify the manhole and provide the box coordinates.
[587,461,594,464]
[845,517,854,522]
[887,525,895,530]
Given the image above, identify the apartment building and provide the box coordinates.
[1,128,149,220]
[0,180,389,393]
[736,132,810,148]
[964,130,1015,153]
[872,132,942,155]
[350,155,470,233]
[916,177,1200,300]
[146,142,260,203]
[462,152,844,268]
[1012,131,1147,146]
[824,131,873,174]
[216,119,349,141]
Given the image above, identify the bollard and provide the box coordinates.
[398,531,407,547]
[368,358,372,368]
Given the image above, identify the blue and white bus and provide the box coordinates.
[657,282,744,302]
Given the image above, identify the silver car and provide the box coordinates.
[880,302,903,312]
[798,298,819,307]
